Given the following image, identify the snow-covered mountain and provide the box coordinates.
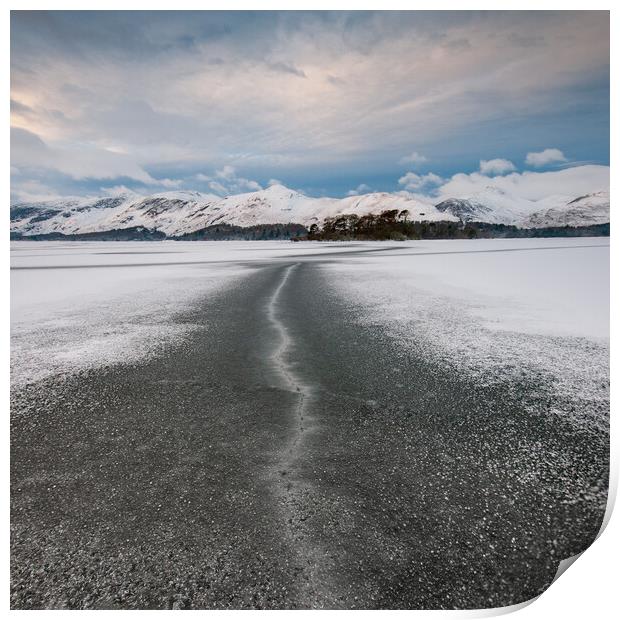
[10,185,453,237]
[522,191,610,228]
[435,198,493,222]
[434,186,609,228]
[10,184,610,238]
[436,187,564,225]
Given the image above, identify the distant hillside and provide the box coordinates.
[10,185,609,239]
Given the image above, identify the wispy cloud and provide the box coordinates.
[399,151,427,166]
[195,166,262,195]
[11,126,157,183]
[266,61,306,78]
[10,11,609,198]
[347,183,372,196]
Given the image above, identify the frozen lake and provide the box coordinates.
[10,238,610,609]
[11,238,609,387]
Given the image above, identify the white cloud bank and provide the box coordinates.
[11,127,157,184]
[525,148,567,167]
[435,164,609,202]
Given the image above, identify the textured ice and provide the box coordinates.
[10,241,244,386]
[11,238,610,437]
[321,238,609,433]
[10,240,367,387]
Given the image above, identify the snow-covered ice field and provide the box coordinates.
[323,237,609,432]
[9,240,361,386]
[10,237,610,609]
[11,238,609,416]
[10,241,243,386]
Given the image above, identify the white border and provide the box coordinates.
[3,2,615,617]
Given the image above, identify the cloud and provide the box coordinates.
[216,165,236,180]
[347,183,372,196]
[10,178,65,203]
[479,158,516,175]
[436,164,609,201]
[153,177,183,188]
[398,171,443,191]
[399,151,427,166]
[195,165,262,195]
[243,179,262,191]
[525,148,567,167]
[207,181,228,194]
[268,178,283,186]
[326,75,345,86]
[266,61,306,78]
[442,37,471,51]
[11,126,157,183]
[9,11,609,199]
[100,184,143,198]
[10,98,34,115]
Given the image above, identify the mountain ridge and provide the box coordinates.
[10,185,610,238]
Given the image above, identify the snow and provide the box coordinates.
[11,239,609,436]
[11,184,609,237]
[9,240,366,386]
[321,238,609,432]
[466,186,542,223]
[9,185,455,238]
[10,241,240,386]
[434,189,609,227]
[345,238,608,340]
[524,191,610,228]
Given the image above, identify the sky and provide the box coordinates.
[10,10,610,203]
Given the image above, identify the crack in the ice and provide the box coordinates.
[265,263,331,607]
[267,263,308,450]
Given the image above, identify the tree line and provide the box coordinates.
[305,210,609,240]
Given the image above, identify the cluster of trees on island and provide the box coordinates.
[303,209,609,241]
[306,209,463,240]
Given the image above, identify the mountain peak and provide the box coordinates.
[260,183,302,198]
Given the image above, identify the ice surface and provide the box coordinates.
[321,238,609,432]
[324,238,609,340]
[9,240,366,386]
[11,238,610,435]
[10,241,242,386]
